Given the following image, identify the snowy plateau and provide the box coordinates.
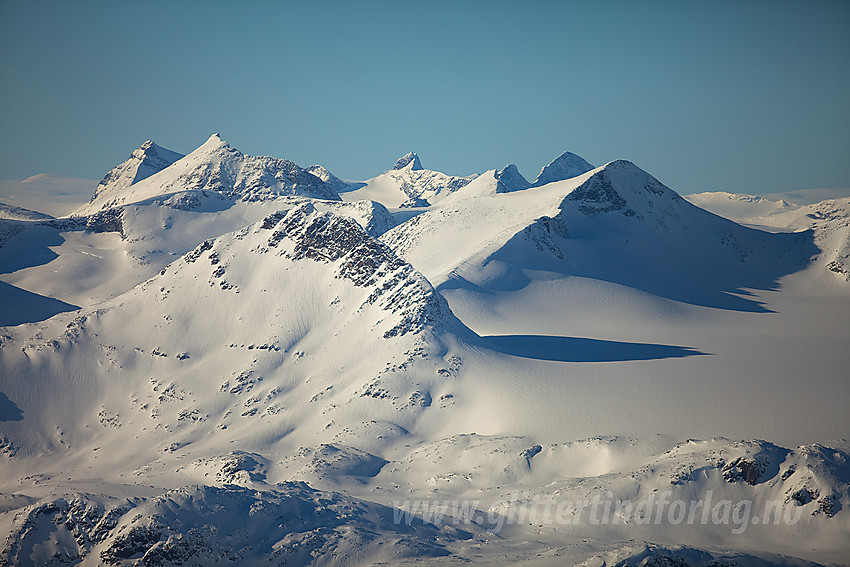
[0,134,849,566]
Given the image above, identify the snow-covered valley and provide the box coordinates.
[1,136,848,566]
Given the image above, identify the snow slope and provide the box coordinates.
[686,192,850,282]
[86,140,185,211]
[1,483,472,566]
[685,191,795,225]
[0,203,53,221]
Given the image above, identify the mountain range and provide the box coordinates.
[1,135,848,566]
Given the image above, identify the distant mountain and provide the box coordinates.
[686,192,850,282]
[0,202,54,221]
[382,159,817,311]
[76,134,339,215]
[306,164,357,194]
[88,140,185,210]
[341,152,472,208]
[531,150,594,187]
[495,164,531,192]
[393,152,423,171]
[685,191,794,223]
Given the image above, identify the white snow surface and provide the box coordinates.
[0,175,96,217]
[1,141,849,566]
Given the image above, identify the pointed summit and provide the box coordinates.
[495,164,531,192]
[393,152,423,171]
[88,139,185,207]
[197,132,230,152]
[532,151,594,187]
[563,159,680,217]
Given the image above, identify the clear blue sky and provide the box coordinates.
[1,0,848,196]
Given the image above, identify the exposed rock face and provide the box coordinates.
[523,215,569,259]
[722,456,768,485]
[266,204,451,339]
[563,159,675,219]
[393,152,423,171]
[84,207,125,236]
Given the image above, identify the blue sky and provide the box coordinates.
[1,0,848,196]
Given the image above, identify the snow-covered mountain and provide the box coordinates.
[382,159,818,310]
[87,140,185,210]
[340,152,473,208]
[0,202,54,221]
[686,191,850,282]
[531,150,595,187]
[306,164,357,194]
[0,203,473,461]
[76,134,339,215]
[494,164,532,192]
[1,139,849,566]
[685,191,795,224]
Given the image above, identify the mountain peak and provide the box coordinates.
[533,150,594,187]
[85,140,185,208]
[563,159,679,217]
[131,139,177,161]
[393,152,422,171]
[495,164,531,192]
[199,132,229,151]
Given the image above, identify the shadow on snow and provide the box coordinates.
[484,334,709,363]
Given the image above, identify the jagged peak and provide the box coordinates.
[306,164,333,177]
[533,150,595,187]
[393,152,423,171]
[130,139,180,161]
